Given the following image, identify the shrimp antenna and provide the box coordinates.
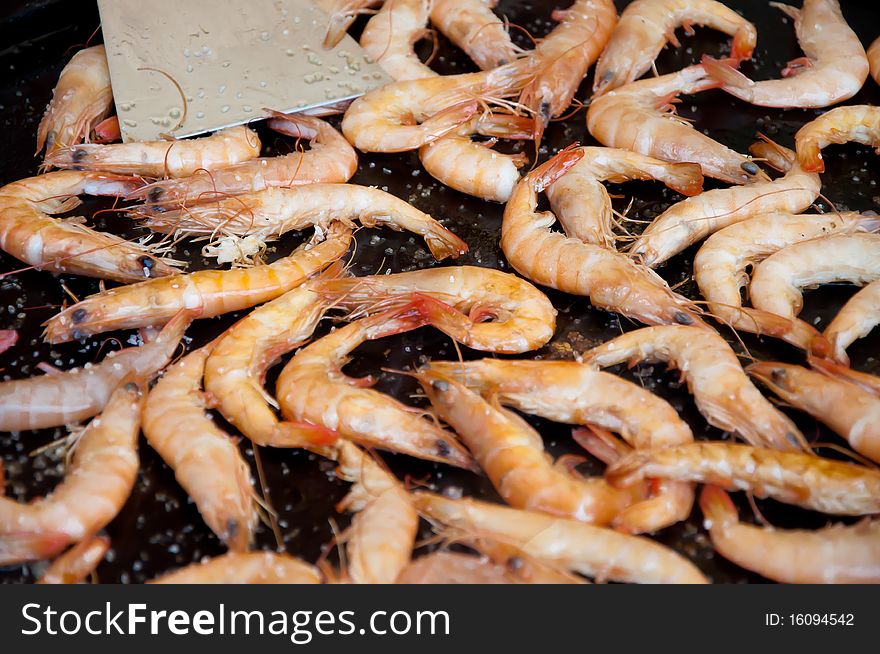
[251,445,284,551]
[136,66,187,137]
[809,441,879,470]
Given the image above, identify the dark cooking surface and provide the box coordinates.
[1,0,879,584]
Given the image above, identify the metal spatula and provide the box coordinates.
[96,0,390,142]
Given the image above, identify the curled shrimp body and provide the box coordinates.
[139,184,466,261]
[37,536,110,584]
[593,0,757,96]
[700,486,880,584]
[582,325,807,452]
[0,171,174,283]
[425,359,695,533]
[501,149,707,330]
[0,311,190,432]
[340,60,534,152]
[0,383,142,565]
[544,146,704,248]
[520,0,618,141]
[149,552,322,584]
[430,0,520,71]
[414,493,709,583]
[37,45,112,159]
[694,211,877,357]
[43,225,352,343]
[749,362,880,465]
[749,233,880,348]
[825,279,880,363]
[361,0,435,81]
[44,126,261,179]
[142,346,258,551]
[335,441,417,584]
[587,64,766,185]
[795,105,880,173]
[702,0,868,108]
[129,115,357,206]
[275,305,476,470]
[418,369,639,525]
[204,267,341,449]
[315,266,556,354]
[631,140,821,267]
[607,442,880,516]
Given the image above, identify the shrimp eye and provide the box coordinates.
[539,101,551,120]
[673,311,693,325]
[740,161,759,175]
[72,329,85,341]
[599,70,614,84]
[71,148,88,163]
[435,439,451,457]
[123,382,141,395]
[147,187,164,204]
[506,556,524,572]
[770,368,787,386]
[71,308,87,323]
[430,379,449,392]
[226,519,239,538]
[786,432,801,448]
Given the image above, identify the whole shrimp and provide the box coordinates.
[607,442,880,516]
[631,139,821,267]
[694,211,878,357]
[414,493,709,583]
[341,60,534,152]
[501,148,707,329]
[44,225,351,343]
[425,359,695,533]
[825,279,880,364]
[544,146,704,248]
[149,552,322,584]
[587,63,766,184]
[700,486,880,584]
[749,362,880,465]
[0,171,175,283]
[870,36,880,86]
[142,345,259,551]
[519,0,618,142]
[318,0,384,49]
[417,369,641,525]
[795,105,880,173]
[593,0,757,96]
[137,184,467,261]
[430,0,520,71]
[275,303,476,470]
[37,45,112,159]
[0,383,142,565]
[44,126,261,178]
[204,266,342,449]
[0,310,190,432]
[749,233,880,345]
[361,0,435,81]
[702,0,868,108]
[36,536,110,584]
[128,114,357,206]
[315,266,556,354]
[335,441,417,584]
[582,325,807,452]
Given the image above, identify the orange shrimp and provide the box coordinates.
[361,0,435,81]
[430,0,521,71]
[795,105,880,173]
[36,536,110,584]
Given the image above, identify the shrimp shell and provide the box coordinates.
[44,126,261,178]
[0,171,175,283]
[795,105,880,173]
[869,36,880,86]
[43,225,352,343]
[37,45,112,159]
[700,486,880,584]
[36,536,110,584]
[582,325,807,452]
[0,383,142,565]
[501,149,708,329]
[414,493,709,583]
[142,346,258,551]
[825,279,880,363]
[149,552,322,584]
[314,265,556,354]
[361,0,436,81]
[587,64,766,184]
[0,311,190,432]
[430,0,520,71]
[702,0,868,108]
[593,0,757,96]
[607,442,880,515]
[748,362,880,465]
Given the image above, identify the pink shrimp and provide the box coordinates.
[430,0,521,71]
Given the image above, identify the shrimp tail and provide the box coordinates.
[475,114,537,140]
[272,421,340,448]
[749,135,795,172]
[571,426,632,465]
[700,55,752,91]
[420,101,481,144]
[730,27,757,63]
[92,116,120,143]
[529,144,585,192]
[698,485,738,529]
[424,226,469,261]
[604,450,651,488]
[0,531,70,566]
[661,162,704,197]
